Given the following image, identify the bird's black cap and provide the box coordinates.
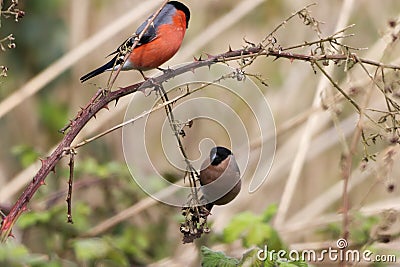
[169,1,190,28]
[210,146,233,166]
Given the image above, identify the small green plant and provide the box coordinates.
[201,205,308,267]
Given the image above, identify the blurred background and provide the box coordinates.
[1,0,400,266]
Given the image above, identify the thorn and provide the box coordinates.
[198,55,203,61]
[193,56,199,61]
[205,53,213,59]
[138,86,148,95]
[228,45,233,52]
[40,180,46,186]
[50,166,56,174]
[158,67,173,75]
[93,114,97,119]
[102,104,109,111]
[114,98,119,107]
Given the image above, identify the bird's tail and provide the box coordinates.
[80,55,118,83]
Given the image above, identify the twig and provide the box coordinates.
[154,82,207,243]
[241,3,320,69]
[314,62,360,113]
[66,150,76,224]
[263,3,318,44]
[275,0,355,228]
[340,69,375,246]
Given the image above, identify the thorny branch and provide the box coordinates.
[2,4,400,245]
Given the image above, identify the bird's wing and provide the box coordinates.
[107,4,176,58]
[105,29,157,58]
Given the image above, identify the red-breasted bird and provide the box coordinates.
[200,146,241,211]
[80,1,190,82]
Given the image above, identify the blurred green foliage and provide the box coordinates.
[2,0,67,79]
[11,144,39,168]
[351,212,380,245]
[2,156,171,266]
[38,96,69,138]
[222,204,284,251]
[201,204,307,267]
[1,0,70,172]
[319,212,380,246]
[0,242,52,267]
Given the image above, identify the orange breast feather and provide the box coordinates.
[128,10,187,70]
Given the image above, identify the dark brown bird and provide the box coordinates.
[199,146,241,211]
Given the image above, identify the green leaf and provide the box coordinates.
[261,204,278,222]
[11,145,39,167]
[239,248,265,267]
[350,212,379,245]
[17,211,52,229]
[244,223,272,247]
[72,238,110,261]
[38,97,68,133]
[68,202,92,232]
[0,242,50,265]
[223,209,284,249]
[201,246,239,267]
[0,242,29,260]
[223,212,259,243]
[279,262,302,267]
[75,158,129,179]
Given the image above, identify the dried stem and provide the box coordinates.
[340,70,376,261]
[154,82,209,243]
[66,150,76,224]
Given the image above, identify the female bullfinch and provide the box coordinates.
[200,147,241,211]
[80,1,190,82]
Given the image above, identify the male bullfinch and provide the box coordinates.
[80,1,190,82]
[200,146,241,211]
